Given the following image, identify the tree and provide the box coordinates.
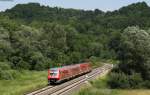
[108,26,150,88]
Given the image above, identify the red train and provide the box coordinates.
[48,62,92,84]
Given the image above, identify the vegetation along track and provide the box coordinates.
[26,64,113,95]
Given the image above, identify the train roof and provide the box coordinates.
[50,62,89,70]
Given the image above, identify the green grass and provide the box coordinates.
[91,61,103,69]
[74,75,150,95]
[0,61,104,95]
[91,59,118,69]
[0,70,47,95]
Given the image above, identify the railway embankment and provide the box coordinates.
[26,64,113,95]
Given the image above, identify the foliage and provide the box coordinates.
[108,26,150,88]
[75,75,150,95]
[0,62,19,80]
[74,76,117,95]
[0,2,150,88]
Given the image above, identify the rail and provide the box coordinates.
[26,64,113,95]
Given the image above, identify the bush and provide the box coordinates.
[108,72,130,89]
[0,69,19,80]
[34,63,45,71]
[0,62,20,80]
[108,72,144,89]
[143,80,150,88]
[89,56,103,68]
[0,62,11,70]
[89,56,99,64]
[30,52,46,70]
[129,73,143,88]
[16,60,31,70]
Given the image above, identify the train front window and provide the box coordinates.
[50,73,57,76]
[50,69,58,76]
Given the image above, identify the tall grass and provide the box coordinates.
[0,70,47,95]
[74,75,150,95]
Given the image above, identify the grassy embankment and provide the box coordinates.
[0,71,47,95]
[0,60,110,95]
[74,75,150,95]
[90,58,118,69]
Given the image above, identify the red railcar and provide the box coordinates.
[48,63,92,84]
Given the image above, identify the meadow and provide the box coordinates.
[0,71,47,95]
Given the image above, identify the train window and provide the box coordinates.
[50,69,58,76]
[50,73,57,76]
[51,70,58,72]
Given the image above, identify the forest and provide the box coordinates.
[0,1,150,88]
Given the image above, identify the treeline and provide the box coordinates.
[0,19,106,70]
[0,1,150,85]
[0,17,107,79]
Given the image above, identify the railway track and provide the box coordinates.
[51,67,109,95]
[26,64,113,95]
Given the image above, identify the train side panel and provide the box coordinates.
[80,63,92,73]
[59,64,80,81]
[69,65,81,77]
[59,68,70,81]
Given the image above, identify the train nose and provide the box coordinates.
[48,75,51,80]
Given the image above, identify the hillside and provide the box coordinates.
[3,2,150,29]
[0,1,150,95]
[0,1,150,89]
[0,1,149,70]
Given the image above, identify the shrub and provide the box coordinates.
[34,63,45,71]
[0,69,19,80]
[108,72,130,89]
[0,62,11,70]
[129,73,143,88]
[16,60,31,70]
[143,80,150,88]
[89,56,102,68]
[0,62,20,80]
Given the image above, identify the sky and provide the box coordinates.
[0,0,150,12]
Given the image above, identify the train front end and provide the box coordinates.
[48,68,60,84]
